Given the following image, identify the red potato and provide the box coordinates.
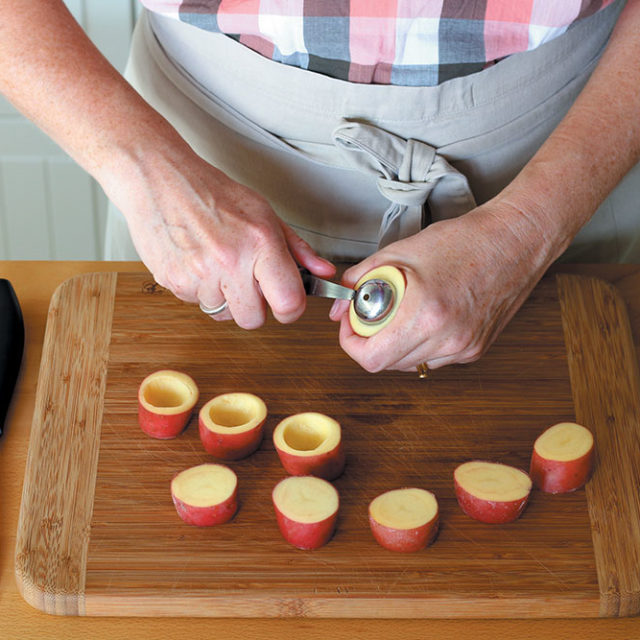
[138,370,199,439]
[199,392,267,460]
[454,461,532,524]
[171,463,238,526]
[369,488,439,552]
[530,422,595,493]
[273,412,345,481]
[349,265,406,337]
[272,476,339,550]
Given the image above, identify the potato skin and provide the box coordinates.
[275,443,346,481]
[368,514,439,552]
[454,482,530,524]
[198,417,265,460]
[138,404,192,439]
[529,448,594,494]
[171,488,238,527]
[138,370,198,439]
[273,508,337,550]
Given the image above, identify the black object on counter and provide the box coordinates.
[0,278,24,435]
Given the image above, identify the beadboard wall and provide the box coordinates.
[0,0,139,260]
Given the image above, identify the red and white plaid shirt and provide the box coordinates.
[141,0,617,85]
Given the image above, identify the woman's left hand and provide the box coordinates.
[330,198,559,372]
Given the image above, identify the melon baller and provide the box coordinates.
[298,267,395,324]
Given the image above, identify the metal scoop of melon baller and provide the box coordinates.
[299,268,395,324]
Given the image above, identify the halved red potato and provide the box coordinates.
[530,422,594,493]
[272,476,339,550]
[138,370,199,439]
[348,265,406,337]
[369,488,439,552]
[454,461,532,524]
[171,463,238,526]
[199,392,267,460]
[273,412,345,480]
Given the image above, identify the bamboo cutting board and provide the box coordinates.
[15,272,640,618]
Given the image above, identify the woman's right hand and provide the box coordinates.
[0,1,334,330]
[102,140,336,329]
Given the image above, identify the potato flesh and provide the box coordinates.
[210,406,253,427]
[272,476,338,523]
[370,488,437,529]
[201,393,266,434]
[284,422,326,450]
[534,422,593,461]
[274,413,341,457]
[171,464,237,507]
[144,381,185,408]
[139,370,198,415]
[455,461,531,502]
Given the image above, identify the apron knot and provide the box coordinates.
[333,121,477,247]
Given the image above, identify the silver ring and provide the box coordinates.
[199,300,228,316]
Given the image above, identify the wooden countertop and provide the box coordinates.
[2,260,640,640]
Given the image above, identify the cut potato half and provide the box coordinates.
[171,463,238,526]
[272,476,339,549]
[200,392,266,434]
[369,488,439,552]
[369,488,438,529]
[530,422,594,493]
[273,412,345,480]
[138,370,199,439]
[454,461,532,524]
[139,370,199,415]
[199,392,267,460]
[533,422,593,462]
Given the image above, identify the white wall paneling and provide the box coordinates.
[0,0,138,260]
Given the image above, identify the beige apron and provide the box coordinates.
[106,0,638,263]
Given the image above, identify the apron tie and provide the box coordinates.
[332,121,477,248]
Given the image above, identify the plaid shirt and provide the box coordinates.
[141,1,616,86]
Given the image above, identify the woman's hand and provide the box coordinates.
[330,0,640,373]
[330,198,557,372]
[0,1,334,330]
[103,141,335,329]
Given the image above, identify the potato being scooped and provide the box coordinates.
[349,265,406,337]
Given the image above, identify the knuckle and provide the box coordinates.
[289,233,310,251]
[423,298,450,334]
[163,272,194,301]
[447,333,473,356]
[246,217,279,247]
[211,245,240,273]
[271,290,305,321]
[187,254,213,283]
[235,315,265,331]
[462,342,485,363]
[358,352,385,374]
[152,272,170,290]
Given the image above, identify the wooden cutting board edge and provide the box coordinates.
[13,271,640,618]
[15,272,117,615]
[557,273,640,617]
